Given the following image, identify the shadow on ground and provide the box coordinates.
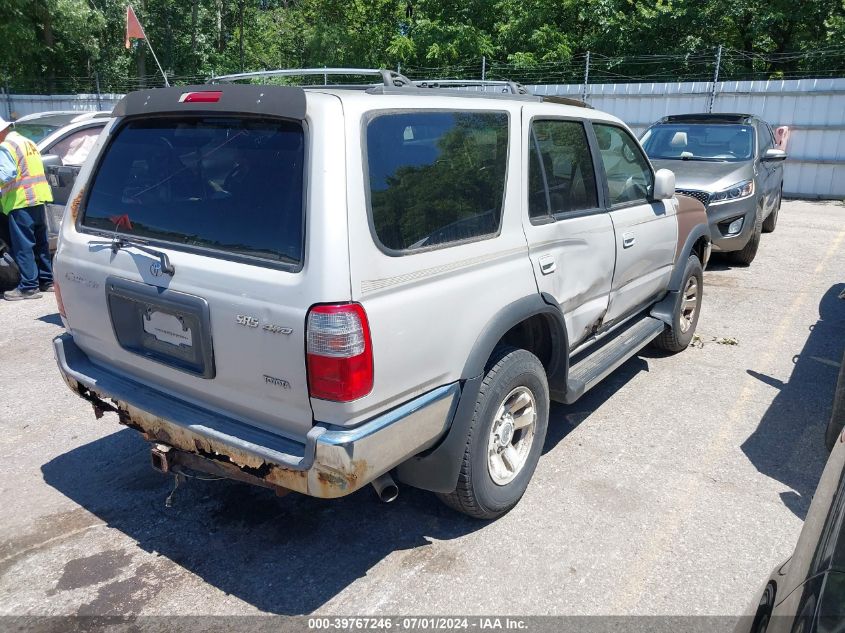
[741,283,845,519]
[41,349,652,614]
[43,428,486,614]
[544,356,649,453]
[37,312,63,327]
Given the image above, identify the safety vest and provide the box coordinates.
[1,131,53,215]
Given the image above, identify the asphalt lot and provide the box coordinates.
[0,199,843,618]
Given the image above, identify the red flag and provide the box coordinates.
[109,214,133,230]
[125,5,146,49]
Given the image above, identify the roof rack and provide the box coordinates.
[412,79,530,95]
[211,67,414,88]
[207,67,593,109]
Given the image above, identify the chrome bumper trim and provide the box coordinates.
[54,334,460,498]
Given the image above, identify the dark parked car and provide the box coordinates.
[739,424,845,632]
[0,110,110,290]
[826,289,845,451]
[641,113,786,266]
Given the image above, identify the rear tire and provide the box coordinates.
[436,346,549,520]
[762,190,781,233]
[729,207,763,266]
[653,255,703,353]
[825,350,845,452]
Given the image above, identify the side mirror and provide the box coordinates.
[762,148,787,162]
[652,168,675,200]
[40,153,61,168]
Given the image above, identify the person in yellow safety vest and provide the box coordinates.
[0,115,54,300]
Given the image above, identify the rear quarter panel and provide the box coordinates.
[312,96,538,426]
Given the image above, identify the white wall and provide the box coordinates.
[4,77,844,198]
[531,78,845,198]
[2,93,124,118]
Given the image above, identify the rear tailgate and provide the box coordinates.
[54,86,349,441]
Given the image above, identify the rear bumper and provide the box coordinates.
[54,334,460,498]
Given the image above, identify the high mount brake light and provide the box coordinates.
[179,91,222,103]
[306,303,373,402]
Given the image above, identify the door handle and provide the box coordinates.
[538,255,556,275]
[622,232,636,248]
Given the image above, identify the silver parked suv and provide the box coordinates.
[52,70,711,519]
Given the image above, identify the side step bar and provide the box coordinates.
[558,315,666,404]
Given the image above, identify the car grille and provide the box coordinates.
[676,189,711,207]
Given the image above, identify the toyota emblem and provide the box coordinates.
[150,262,163,277]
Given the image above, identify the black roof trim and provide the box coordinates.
[660,113,754,124]
[112,84,307,120]
[541,95,593,109]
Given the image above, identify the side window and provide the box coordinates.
[366,111,509,252]
[528,119,598,221]
[48,126,103,166]
[593,123,654,207]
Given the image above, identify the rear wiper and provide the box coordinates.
[111,236,175,276]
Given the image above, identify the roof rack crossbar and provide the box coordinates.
[211,67,413,88]
[412,79,529,95]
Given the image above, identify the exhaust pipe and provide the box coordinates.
[371,473,399,503]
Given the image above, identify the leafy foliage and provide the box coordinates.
[0,0,843,93]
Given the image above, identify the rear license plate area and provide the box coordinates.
[106,276,215,378]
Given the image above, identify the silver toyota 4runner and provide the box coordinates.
[52,70,711,519]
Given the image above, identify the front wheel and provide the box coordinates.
[762,190,782,233]
[437,346,549,520]
[653,254,703,353]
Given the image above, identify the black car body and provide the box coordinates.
[741,425,845,632]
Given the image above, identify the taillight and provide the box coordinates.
[306,303,373,402]
[54,279,66,319]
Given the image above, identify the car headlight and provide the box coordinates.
[710,179,754,204]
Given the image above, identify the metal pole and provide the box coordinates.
[482,56,486,81]
[323,65,327,84]
[582,51,590,103]
[145,38,170,86]
[3,76,12,120]
[94,71,102,110]
[397,62,401,74]
[708,44,722,113]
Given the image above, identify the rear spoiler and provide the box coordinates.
[112,84,307,120]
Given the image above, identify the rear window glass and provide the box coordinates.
[82,116,305,266]
[366,111,509,252]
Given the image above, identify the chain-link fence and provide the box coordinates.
[5,46,845,95]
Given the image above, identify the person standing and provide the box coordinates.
[0,116,54,300]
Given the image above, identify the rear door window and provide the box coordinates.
[529,119,599,221]
[366,110,509,253]
[593,123,654,207]
[82,116,305,267]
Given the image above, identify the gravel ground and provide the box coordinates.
[0,199,843,618]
